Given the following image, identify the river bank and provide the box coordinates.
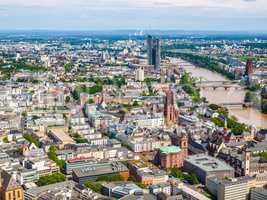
[172,58,267,128]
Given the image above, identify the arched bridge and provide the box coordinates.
[219,102,253,108]
[196,80,244,90]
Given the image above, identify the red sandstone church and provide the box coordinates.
[155,134,188,169]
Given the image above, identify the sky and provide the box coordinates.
[0,0,267,31]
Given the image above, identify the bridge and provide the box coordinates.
[196,80,240,84]
[219,102,253,108]
[176,62,192,67]
[170,58,194,67]
[196,80,244,90]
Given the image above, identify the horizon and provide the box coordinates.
[1,29,267,36]
[1,29,267,33]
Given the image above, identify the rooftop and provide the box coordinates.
[185,154,234,172]
[160,145,181,154]
[208,176,255,186]
[120,193,155,200]
[73,162,128,178]
[25,181,76,197]
[251,187,267,196]
[103,182,142,196]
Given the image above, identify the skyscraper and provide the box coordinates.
[147,35,160,69]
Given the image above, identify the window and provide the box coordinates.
[8,192,12,200]
[17,190,21,198]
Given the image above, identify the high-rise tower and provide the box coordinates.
[147,35,160,69]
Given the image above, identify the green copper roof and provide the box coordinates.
[160,145,181,154]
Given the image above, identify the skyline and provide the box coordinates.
[0,0,267,31]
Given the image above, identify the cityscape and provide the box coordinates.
[1,1,267,200]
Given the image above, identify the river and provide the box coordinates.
[173,58,267,128]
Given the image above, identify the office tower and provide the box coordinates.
[147,35,160,69]
[147,35,153,65]
[207,176,256,200]
[135,67,145,82]
[164,90,178,125]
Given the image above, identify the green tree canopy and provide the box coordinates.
[36,172,66,186]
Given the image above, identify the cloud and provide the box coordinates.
[0,0,266,30]
[0,0,262,8]
[0,0,265,15]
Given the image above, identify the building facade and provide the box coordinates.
[156,134,188,169]
[147,35,160,69]
[184,154,235,184]
[0,170,24,200]
[164,90,178,125]
[135,67,145,82]
[251,187,267,200]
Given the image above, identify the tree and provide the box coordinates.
[23,133,40,147]
[256,152,267,162]
[262,99,267,114]
[166,52,236,80]
[47,146,66,168]
[182,85,195,95]
[180,72,201,103]
[72,89,79,100]
[169,168,199,185]
[73,133,88,144]
[36,172,66,186]
[64,63,72,72]
[132,100,139,107]
[248,84,261,92]
[114,75,126,88]
[89,84,103,94]
[85,181,102,193]
[16,147,23,155]
[208,104,220,110]
[170,168,185,180]
[211,117,224,127]
[211,116,248,135]
[231,123,247,135]
[217,107,229,117]
[188,173,200,185]
[65,96,71,104]
[244,91,254,103]
[88,99,94,104]
[72,84,103,100]
[180,72,192,85]
[2,137,9,143]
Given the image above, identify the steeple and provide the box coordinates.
[223,118,228,137]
